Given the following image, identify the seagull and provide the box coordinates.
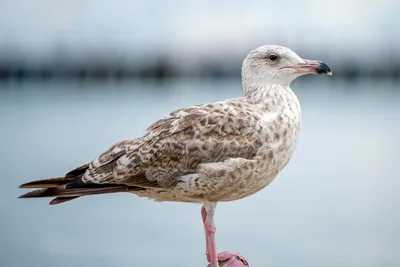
[19,44,332,267]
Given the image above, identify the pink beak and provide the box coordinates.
[281,59,332,75]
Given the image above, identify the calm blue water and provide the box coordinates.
[1,78,399,267]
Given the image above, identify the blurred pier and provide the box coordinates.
[0,50,399,82]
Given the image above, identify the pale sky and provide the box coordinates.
[0,0,399,62]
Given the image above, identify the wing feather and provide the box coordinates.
[81,99,263,188]
[103,99,263,187]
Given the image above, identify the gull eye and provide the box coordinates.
[269,54,278,61]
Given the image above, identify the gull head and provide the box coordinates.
[242,44,332,87]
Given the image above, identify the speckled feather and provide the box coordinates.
[81,83,301,203]
[17,45,334,267]
[21,45,311,204]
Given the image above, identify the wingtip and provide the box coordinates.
[19,183,45,189]
[49,196,81,205]
[19,183,32,189]
[18,182,30,189]
[18,188,50,199]
[18,193,30,199]
[19,181,44,189]
[18,177,73,189]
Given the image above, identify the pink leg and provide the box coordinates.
[203,204,218,266]
[201,207,211,262]
[202,203,249,267]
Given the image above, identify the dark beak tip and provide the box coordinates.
[315,62,332,75]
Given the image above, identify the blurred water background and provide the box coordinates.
[1,1,400,267]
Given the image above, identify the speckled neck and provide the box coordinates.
[244,80,294,104]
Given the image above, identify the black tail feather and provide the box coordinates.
[65,164,90,178]
[49,196,81,205]
[19,177,75,189]
[19,184,129,198]
[18,163,135,205]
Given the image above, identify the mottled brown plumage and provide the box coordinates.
[18,45,332,204]
[18,44,332,267]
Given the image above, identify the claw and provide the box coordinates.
[206,251,249,267]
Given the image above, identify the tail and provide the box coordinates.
[18,164,130,205]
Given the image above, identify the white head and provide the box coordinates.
[242,45,332,89]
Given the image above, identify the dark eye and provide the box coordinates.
[269,54,278,61]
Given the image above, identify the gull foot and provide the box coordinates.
[207,251,249,267]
